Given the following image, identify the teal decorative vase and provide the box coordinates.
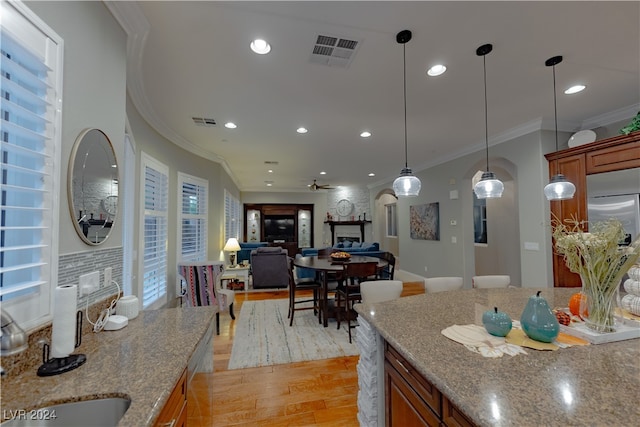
[482,307,512,337]
[520,291,559,343]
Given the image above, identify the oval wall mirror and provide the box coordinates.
[68,128,119,245]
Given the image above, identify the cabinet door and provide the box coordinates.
[549,154,586,287]
[385,360,439,427]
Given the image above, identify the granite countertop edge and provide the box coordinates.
[0,307,216,426]
[355,288,640,427]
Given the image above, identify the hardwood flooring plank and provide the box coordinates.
[187,281,424,425]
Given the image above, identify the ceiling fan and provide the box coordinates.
[309,179,334,191]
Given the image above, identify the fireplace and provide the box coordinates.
[337,236,360,244]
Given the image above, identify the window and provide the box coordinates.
[472,170,488,244]
[473,192,488,244]
[224,189,241,242]
[386,203,397,237]
[177,172,208,262]
[139,152,168,309]
[0,1,63,329]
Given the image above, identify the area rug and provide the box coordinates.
[228,298,359,369]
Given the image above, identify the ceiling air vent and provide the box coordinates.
[264,161,279,165]
[192,117,216,127]
[310,33,361,68]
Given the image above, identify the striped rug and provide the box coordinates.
[228,298,359,369]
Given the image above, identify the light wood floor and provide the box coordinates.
[187,282,424,426]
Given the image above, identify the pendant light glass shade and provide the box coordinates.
[393,30,421,197]
[544,173,576,200]
[474,43,503,199]
[474,171,504,199]
[393,167,422,197]
[544,55,576,201]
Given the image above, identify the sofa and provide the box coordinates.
[297,242,386,280]
[250,246,289,289]
[237,241,268,265]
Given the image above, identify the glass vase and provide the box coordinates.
[580,275,619,333]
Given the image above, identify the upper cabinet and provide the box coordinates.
[545,131,640,287]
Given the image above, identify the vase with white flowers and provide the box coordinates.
[553,217,640,333]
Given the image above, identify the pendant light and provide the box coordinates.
[392,30,421,197]
[543,55,576,201]
[473,43,504,199]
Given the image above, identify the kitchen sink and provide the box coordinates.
[1,397,131,427]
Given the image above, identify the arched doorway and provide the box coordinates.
[465,159,521,286]
[373,189,398,256]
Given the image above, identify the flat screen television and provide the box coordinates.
[264,215,295,242]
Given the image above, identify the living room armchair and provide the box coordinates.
[250,247,289,289]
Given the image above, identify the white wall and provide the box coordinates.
[371,130,556,288]
[28,0,127,255]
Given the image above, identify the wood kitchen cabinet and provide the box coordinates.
[384,343,475,427]
[545,131,640,287]
[154,369,187,427]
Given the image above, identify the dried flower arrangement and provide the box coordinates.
[552,216,640,332]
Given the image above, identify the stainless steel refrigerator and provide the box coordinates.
[588,193,640,245]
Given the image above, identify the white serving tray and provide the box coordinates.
[560,321,640,344]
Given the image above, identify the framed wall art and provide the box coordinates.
[410,202,440,241]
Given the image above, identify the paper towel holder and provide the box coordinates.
[37,311,86,377]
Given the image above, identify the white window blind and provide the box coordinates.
[177,172,208,262]
[0,1,62,328]
[140,152,168,309]
[224,189,241,242]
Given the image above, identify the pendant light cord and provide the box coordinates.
[552,63,559,152]
[403,42,408,169]
[482,54,489,172]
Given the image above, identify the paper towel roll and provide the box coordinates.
[51,284,78,358]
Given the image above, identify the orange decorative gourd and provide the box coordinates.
[569,292,588,318]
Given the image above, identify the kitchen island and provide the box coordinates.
[0,307,216,426]
[354,288,639,426]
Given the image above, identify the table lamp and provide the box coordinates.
[224,238,241,268]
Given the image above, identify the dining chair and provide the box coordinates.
[377,252,396,280]
[287,258,322,326]
[424,276,464,293]
[360,280,403,304]
[336,261,378,343]
[317,247,344,290]
[472,275,511,289]
[177,261,235,335]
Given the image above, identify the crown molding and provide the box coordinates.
[581,103,640,130]
[104,1,241,189]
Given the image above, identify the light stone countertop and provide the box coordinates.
[355,288,640,427]
[0,307,216,426]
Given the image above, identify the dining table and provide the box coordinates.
[293,255,388,327]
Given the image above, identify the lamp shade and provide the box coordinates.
[473,171,504,199]
[393,168,421,197]
[223,237,241,252]
[544,174,576,200]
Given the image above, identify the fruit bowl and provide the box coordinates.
[330,251,351,262]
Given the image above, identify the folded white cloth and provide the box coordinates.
[441,324,527,358]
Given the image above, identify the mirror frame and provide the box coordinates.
[67,128,119,245]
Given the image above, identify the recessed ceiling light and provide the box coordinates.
[268,169,273,173]
[360,131,371,138]
[427,64,447,76]
[297,127,308,134]
[250,38,271,55]
[320,171,326,175]
[224,122,237,129]
[266,183,273,186]
[368,173,375,177]
[564,84,586,95]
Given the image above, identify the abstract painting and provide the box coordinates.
[410,202,440,240]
